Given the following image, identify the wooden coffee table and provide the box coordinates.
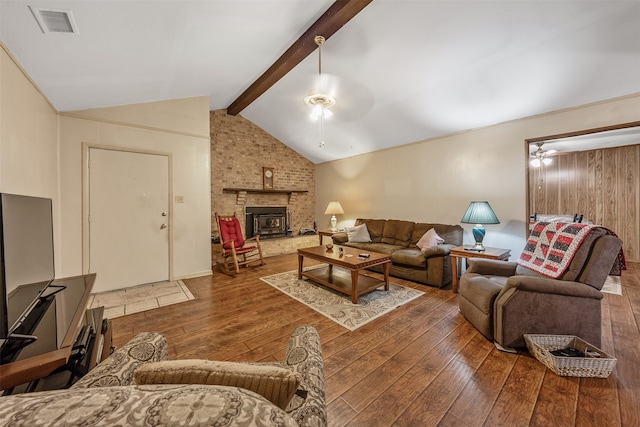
[297,245,391,304]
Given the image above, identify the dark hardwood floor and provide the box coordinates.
[111,254,640,426]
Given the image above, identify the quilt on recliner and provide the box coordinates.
[517,221,625,278]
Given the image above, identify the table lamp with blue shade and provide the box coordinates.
[460,201,500,252]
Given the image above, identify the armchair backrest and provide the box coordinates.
[515,228,623,290]
[216,213,246,249]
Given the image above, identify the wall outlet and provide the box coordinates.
[175,196,184,203]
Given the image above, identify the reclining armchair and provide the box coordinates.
[459,224,623,350]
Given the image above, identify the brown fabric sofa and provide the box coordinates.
[0,325,326,427]
[459,227,623,349]
[332,218,463,288]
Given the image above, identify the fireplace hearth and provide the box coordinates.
[245,207,291,239]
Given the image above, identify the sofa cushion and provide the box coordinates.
[343,242,403,254]
[381,220,414,246]
[391,249,426,267]
[346,224,372,243]
[416,228,444,251]
[412,223,463,247]
[354,219,386,243]
[134,359,301,410]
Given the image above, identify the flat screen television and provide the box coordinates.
[0,193,55,343]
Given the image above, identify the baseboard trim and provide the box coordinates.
[174,270,213,280]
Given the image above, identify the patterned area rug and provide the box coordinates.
[260,267,425,331]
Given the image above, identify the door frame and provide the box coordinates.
[81,143,174,282]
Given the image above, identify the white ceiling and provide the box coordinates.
[531,124,640,155]
[2,1,639,164]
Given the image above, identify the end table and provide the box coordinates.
[450,245,511,293]
[317,229,338,245]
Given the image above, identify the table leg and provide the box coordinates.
[383,262,390,291]
[318,234,322,245]
[297,254,304,279]
[451,256,459,293]
[351,270,359,304]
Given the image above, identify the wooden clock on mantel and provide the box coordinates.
[263,167,274,190]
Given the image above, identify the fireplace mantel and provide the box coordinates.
[223,188,308,204]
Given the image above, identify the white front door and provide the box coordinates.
[88,148,170,292]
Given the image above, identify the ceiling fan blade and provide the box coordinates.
[322,73,375,121]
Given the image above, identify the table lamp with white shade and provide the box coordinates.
[324,201,344,231]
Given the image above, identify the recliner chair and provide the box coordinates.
[459,226,623,350]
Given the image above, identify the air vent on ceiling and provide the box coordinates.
[29,6,78,34]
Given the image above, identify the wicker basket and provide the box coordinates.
[524,334,617,378]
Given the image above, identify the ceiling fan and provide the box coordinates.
[530,142,557,167]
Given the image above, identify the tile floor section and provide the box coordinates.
[87,280,195,319]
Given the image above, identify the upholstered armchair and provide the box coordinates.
[459,224,623,350]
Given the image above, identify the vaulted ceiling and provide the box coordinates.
[1,1,639,164]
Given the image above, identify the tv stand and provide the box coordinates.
[0,334,38,365]
[22,306,112,392]
[0,274,103,392]
[0,289,60,365]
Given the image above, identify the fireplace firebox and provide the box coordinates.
[245,207,291,239]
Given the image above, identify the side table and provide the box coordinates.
[317,229,338,245]
[450,245,511,293]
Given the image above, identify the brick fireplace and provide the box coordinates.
[210,110,318,261]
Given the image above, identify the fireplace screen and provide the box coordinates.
[255,214,287,236]
[245,207,290,239]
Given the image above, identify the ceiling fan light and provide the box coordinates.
[542,157,552,165]
[531,158,541,167]
[310,104,322,120]
[305,35,337,148]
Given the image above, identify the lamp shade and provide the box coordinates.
[324,201,344,215]
[460,201,500,225]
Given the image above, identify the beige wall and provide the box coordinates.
[0,45,61,272]
[2,42,212,282]
[59,97,212,280]
[316,94,640,255]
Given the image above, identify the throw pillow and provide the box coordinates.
[346,223,372,243]
[134,360,301,410]
[416,228,444,251]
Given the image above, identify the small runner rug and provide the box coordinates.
[260,267,424,331]
[601,275,622,296]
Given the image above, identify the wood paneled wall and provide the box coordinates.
[529,144,639,262]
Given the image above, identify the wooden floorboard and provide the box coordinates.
[110,254,640,426]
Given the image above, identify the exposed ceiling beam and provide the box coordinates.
[226,0,372,116]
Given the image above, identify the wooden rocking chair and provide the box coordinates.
[215,212,265,274]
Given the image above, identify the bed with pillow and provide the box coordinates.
[331,218,463,288]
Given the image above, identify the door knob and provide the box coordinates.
[160,224,167,229]
[161,212,168,216]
